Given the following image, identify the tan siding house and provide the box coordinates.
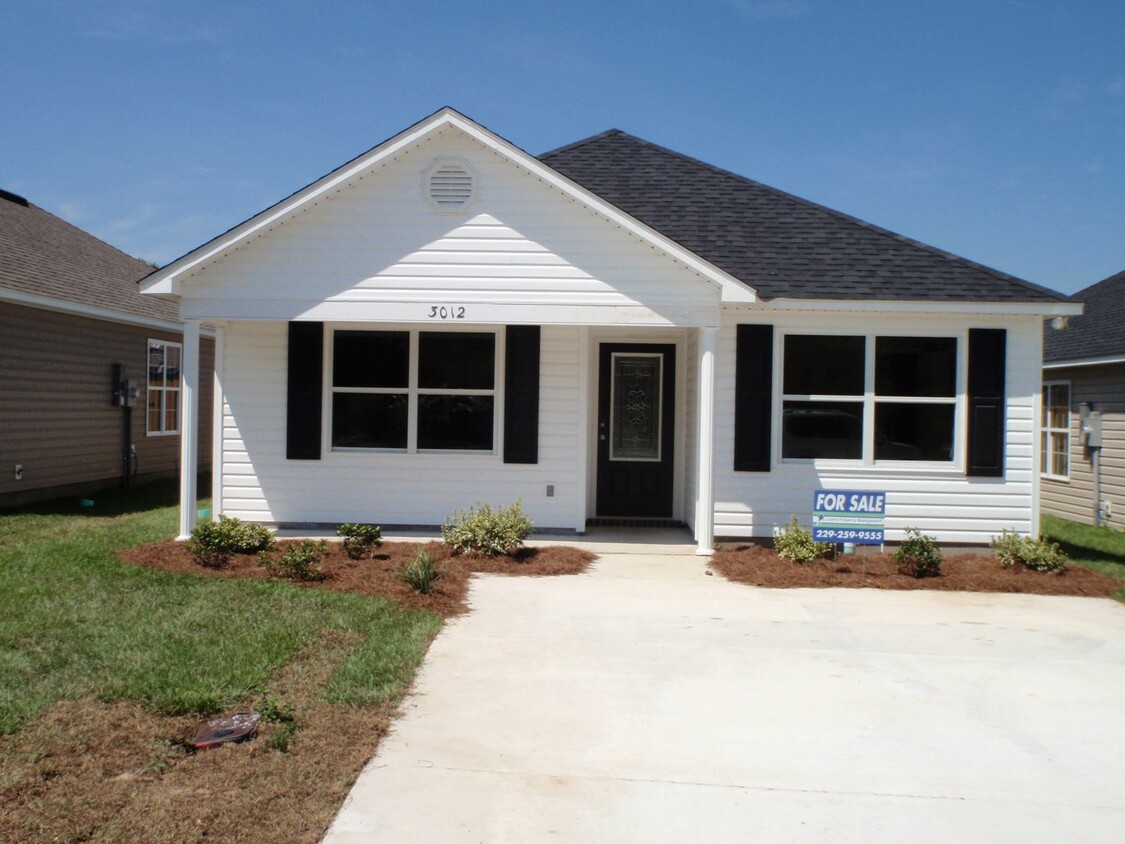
[1042,270,1125,530]
[0,189,213,507]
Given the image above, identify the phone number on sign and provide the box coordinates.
[813,529,884,542]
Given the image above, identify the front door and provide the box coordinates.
[596,343,675,518]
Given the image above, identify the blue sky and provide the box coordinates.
[2,0,1121,293]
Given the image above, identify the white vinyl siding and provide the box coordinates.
[180,131,720,326]
[713,310,1042,544]
[218,321,582,529]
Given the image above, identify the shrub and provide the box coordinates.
[399,549,442,594]
[267,723,299,753]
[186,515,275,568]
[258,540,328,582]
[337,523,383,559]
[774,516,833,563]
[442,500,532,556]
[990,530,1068,573]
[894,527,942,578]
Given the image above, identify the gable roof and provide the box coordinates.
[0,189,178,323]
[1044,270,1125,364]
[540,130,1069,304]
[141,107,752,301]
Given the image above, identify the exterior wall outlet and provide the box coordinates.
[546,483,555,498]
[15,464,23,481]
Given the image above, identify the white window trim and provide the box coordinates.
[325,325,504,456]
[1041,380,1071,481]
[146,338,182,437]
[776,329,965,470]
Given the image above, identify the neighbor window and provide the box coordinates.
[781,334,958,463]
[1041,382,1070,479]
[330,329,496,452]
[147,339,181,435]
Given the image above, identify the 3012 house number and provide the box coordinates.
[427,305,466,320]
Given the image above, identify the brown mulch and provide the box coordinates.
[711,544,1122,597]
[119,539,596,618]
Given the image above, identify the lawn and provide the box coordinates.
[1042,513,1125,600]
[0,480,443,842]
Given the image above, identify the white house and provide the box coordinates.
[141,108,1078,554]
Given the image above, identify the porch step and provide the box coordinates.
[585,518,686,529]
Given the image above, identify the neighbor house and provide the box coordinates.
[1042,270,1125,530]
[140,108,1078,552]
[0,188,214,507]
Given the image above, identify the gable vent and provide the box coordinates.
[425,160,476,213]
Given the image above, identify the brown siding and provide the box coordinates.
[0,302,213,506]
[1041,363,1125,530]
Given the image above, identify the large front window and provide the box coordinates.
[330,329,496,452]
[1041,382,1070,479]
[781,334,958,463]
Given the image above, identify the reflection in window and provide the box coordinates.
[1041,382,1070,478]
[147,339,182,435]
[330,330,496,451]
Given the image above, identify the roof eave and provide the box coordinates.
[753,298,1083,316]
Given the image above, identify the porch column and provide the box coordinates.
[695,326,718,555]
[177,319,201,540]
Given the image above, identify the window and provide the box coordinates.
[147,339,181,435]
[781,334,958,463]
[1041,382,1070,479]
[330,329,496,452]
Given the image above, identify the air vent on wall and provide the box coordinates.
[424,160,476,213]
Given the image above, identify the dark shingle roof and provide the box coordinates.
[540,130,1067,303]
[0,191,178,322]
[1044,270,1125,363]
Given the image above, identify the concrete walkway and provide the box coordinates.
[323,535,1125,843]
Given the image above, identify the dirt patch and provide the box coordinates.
[0,632,395,844]
[119,540,596,618]
[711,544,1122,597]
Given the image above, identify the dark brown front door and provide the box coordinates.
[595,343,675,518]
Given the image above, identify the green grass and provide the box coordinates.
[0,480,442,735]
[1041,513,1125,599]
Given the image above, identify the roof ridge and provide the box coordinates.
[577,130,1068,303]
[538,129,625,160]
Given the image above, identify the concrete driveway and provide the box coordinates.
[324,537,1125,843]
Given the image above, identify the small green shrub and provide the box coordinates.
[337,523,383,559]
[399,549,442,594]
[442,500,532,556]
[186,515,275,568]
[267,723,299,753]
[774,516,833,563]
[894,527,943,578]
[257,697,296,724]
[258,540,328,582]
[991,530,1068,573]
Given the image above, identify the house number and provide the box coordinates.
[427,305,466,320]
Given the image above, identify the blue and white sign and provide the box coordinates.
[812,490,886,544]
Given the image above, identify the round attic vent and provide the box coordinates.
[424,160,476,213]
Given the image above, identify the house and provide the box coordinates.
[1042,270,1125,530]
[0,188,214,507]
[139,108,1078,553]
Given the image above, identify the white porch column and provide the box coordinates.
[695,326,718,555]
[177,319,201,540]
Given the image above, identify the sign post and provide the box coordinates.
[812,490,886,545]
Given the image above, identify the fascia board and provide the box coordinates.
[755,298,1083,316]
[0,287,215,337]
[1043,354,1125,370]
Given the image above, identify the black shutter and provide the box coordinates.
[967,328,1005,477]
[503,325,540,464]
[734,324,773,471]
[286,322,323,460]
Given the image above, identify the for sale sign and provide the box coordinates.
[812,490,886,544]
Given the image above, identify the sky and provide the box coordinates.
[1,0,1121,294]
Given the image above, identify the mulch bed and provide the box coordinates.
[711,544,1122,597]
[119,539,596,617]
